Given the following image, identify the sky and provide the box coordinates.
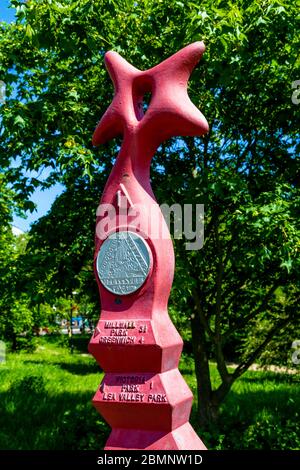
[0,1,16,23]
[1,1,64,232]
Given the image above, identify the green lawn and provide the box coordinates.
[0,336,299,450]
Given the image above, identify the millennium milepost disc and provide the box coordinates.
[96,231,151,296]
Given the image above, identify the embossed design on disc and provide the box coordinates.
[97,231,151,295]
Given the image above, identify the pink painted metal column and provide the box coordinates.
[88,42,209,450]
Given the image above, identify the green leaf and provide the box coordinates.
[25,24,34,39]
[280,258,293,273]
[14,115,26,128]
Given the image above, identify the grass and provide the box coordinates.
[0,336,299,450]
[0,336,106,450]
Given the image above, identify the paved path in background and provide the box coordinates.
[227,362,298,375]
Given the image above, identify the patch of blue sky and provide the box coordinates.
[13,183,65,233]
[9,153,64,232]
[0,1,16,23]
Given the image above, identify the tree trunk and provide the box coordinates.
[35,303,41,336]
[191,314,218,427]
[11,333,17,352]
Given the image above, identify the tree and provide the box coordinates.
[23,176,103,305]
[0,200,34,350]
[0,179,50,349]
[0,0,299,427]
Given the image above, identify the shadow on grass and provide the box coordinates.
[0,376,109,450]
[238,371,300,385]
[178,365,195,376]
[39,334,91,354]
[22,359,101,376]
[71,335,92,354]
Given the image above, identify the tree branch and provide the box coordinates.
[191,285,215,340]
[235,137,256,173]
[224,280,281,339]
[214,222,224,338]
[232,316,292,380]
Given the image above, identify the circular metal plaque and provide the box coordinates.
[96,231,151,296]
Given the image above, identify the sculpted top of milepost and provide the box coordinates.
[96,231,151,296]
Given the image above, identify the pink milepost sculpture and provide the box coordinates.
[88,42,209,450]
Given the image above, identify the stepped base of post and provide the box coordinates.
[104,423,207,450]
